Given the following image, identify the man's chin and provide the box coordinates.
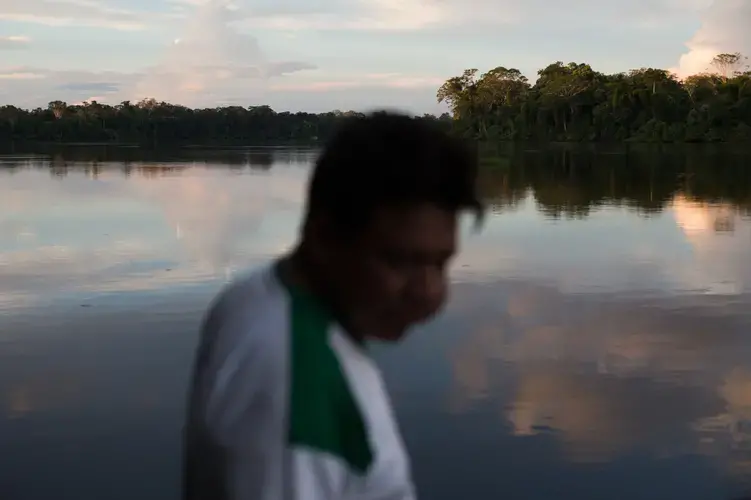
[369,327,410,343]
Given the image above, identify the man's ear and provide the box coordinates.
[305,210,348,244]
[304,210,364,260]
[302,212,336,261]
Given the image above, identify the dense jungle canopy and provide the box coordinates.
[1,52,748,144]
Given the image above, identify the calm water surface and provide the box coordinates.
[2,147,751,500]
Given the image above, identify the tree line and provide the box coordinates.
[438,53,751,143]
[0,99,451,145]
[0,52,749,144]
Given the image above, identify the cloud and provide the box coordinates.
[267,62,318,77]
[676,0,751,77]
[0,71,45,80]
[0,1,318,108]
[0,36,31,50]
[129,0,314,106]
[263,85,445,114]
[236,0,476,31]
[3,0,711,110]
[0,0,146,30]
[0,67,136,107]
[0,65,444,113]
[268,73,444,92]
[56,82,121,93]
[0,0,710,48]
[233,0,705,32]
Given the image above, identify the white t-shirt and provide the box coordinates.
[183,262,417,500]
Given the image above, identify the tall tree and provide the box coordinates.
[710,52,749,80]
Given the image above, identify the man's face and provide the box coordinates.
[325,203,458,342]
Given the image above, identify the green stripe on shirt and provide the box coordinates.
[285,281,374,474]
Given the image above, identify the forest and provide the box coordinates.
[438,52,751,142]
[0,52,749,144]
[0,101,412,145]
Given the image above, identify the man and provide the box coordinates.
[183,111,483,500]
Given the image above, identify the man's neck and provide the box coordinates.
[278,247,365,345]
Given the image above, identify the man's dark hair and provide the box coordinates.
[304,111,483,237]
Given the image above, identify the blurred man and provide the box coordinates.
[183,111,483,500]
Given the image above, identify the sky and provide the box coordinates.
[0,0,748,114]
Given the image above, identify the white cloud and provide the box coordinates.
[129,0,314,106]
[0,0,146,30]
[0,64,444,112]
[0,67,139,107]
[268,73,444,92]
[0,1,318,107]
[0,71,44,80]
[0,35,31,49]
[676,0,751,77]
[236,0,495,31]
[235,0,704,32]
[0,0,712,40]
[0,0,714,110]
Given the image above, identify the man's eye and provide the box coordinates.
[380,253,450,271]
[376,250,412,268]
[382,254,412,268]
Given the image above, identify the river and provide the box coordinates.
[1,146,751,500]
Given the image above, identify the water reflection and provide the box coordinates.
[0,151,311,312]
[447,281,745,452]
[2,146,751,500]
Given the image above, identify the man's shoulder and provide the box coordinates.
[218,261,283,305]
[202,262,287,336]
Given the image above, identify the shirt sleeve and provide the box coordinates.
[183,291,277,500]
